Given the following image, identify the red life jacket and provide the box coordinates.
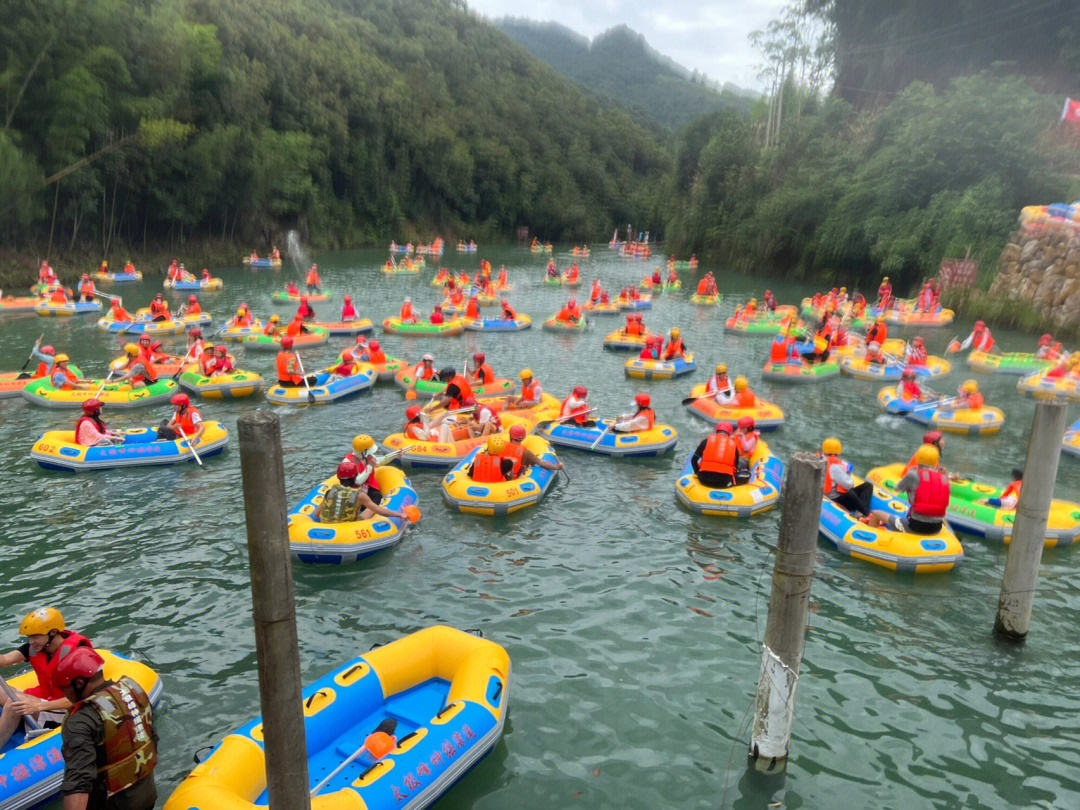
[472,453,512,483]
[823,454,848,495]
[912,468,949,518]
[341,303,357,319]
[770,338,791,363]
[149,300,169,317]
[502,304,517,319]
[26,632,93,699]
[699,434,736,477]
[175,406,201,436]
[901,380,922,400]
[74,415,105,446]
[466,299,480,318]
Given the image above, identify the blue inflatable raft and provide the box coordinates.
[264,367,376,406]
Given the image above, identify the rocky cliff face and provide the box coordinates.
[990,225,1080,328]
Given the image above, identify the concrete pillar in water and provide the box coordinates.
[748,452,825,768]
[995,400,1069,640]
[238,411,312,810]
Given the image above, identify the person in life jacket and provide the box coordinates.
[147,293,170,321]
[704,364,736,404]
[590,279,603,302]
[546,259,558,278]
[734,416,759,456]
[982,467,1024,511]
[341,435,382,503]
[434,368,474,411]
[156,393,204,443]
[876,276,893,308]
[328,350,359,378]
[668,266,679,284]
[305,264,321,292]
[109,299,132,322]
[500,299,517,320]
[957,320,994,353]
[770,330,799,364]
[623,314,643,337]
[339,295,357,322]
[209,345,234,375]
[468,436,522,482]
[560,385,593,426]
[868,443,950,535]
[77,274,95,302]
[696,277,710,296]
[286,280,300,296]
[409,353,437,393]
[614,392,655,433]
[662,328,686,360]
[763,290,777,311]
[462,396,501,438]
[502,424,563,473]
[864,340,885,365]
[74,398,123,446]
[403,404,453,443]
[361,339,386,365]
[898,368,924,402]
[497,266,509,288]
[296,295,315,322]
[146,340,169,364]
[112,344,158,388]
[599,290,611,305]
[866,315,887,347]
[285,313,310,338]
[464,294,481,320]
[1035,334,1057,359]
[820,437,874,516]
[905,336,928,366]
[429,304,446,325]
[257,314,279,336]
[469,353,495,386]
[0,608,95,750]
[48,285,69,304]
[733,376,756,407]
[50,354,92,390]
[314,462,405,523]
[651,268,662,286]
[638,335,660,360]
[184,295,202,316]
[53,644,159,810]
[504,368,543,410]
[24,340,56,379]
[691,422,739,488]
[953,379,984,410]
[275,336,316,388]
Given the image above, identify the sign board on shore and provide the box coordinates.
[940,258,978,288]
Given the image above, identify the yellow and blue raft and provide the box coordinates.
[441,436,560,515]
[674,440,783,517]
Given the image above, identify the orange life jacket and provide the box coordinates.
[366,349,386,363]
[472,363,495,385]
[472,453,515,483]
[52,365,78,388]
[149,300,169,317]
[447,375,473,408]
[696,280,708,294]
[404,420,427,440]
[175,405,201,436]
[415,363,436,381]
[520,379,539,403]
[560,395,589,424]
[286,320,304,337]
[699,434,736,477]
[1002,480,1021,503]
[636,407,656,429]
[663,338,684,359]
[276,351,301,384]
[501,442,526,467]
[49,289,67,304]
[736,389,755,407]
[823,454,848,495]
[132,351,158,384]
[33,360,51,378]
[502,304,517,319]
[187,302,201,315]
[866,323,887,345]
[770,338,792,363]
[111,304,131,322]
[465,299,480,318]
[306,269,320,285]
[400,303,413,320]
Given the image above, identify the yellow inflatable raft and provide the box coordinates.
[441,436,560,515]
[674,441,784,517]
[1016,369,1080,401]
[683,384,784,430]
[382,415,531,469]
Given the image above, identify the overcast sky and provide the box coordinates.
[467,0,788,89]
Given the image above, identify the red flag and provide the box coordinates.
[1061,97,1080,124]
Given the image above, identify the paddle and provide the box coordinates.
[589,420,613,450]
[534,407,599,432]
[93,290,119,301]
[19,334,44,373]
[172,345,197,381]
[311,719,398,797]
[92,371,114,398]
[294,351,317,404]
[681,389,729,406]
[0,680,48,740]
[180,431,204,466]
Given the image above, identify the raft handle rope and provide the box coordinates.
[193,745,213,764]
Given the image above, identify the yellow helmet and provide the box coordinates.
[715,363,727,374]
[875,315,885,323]
[734,376,748,391]
[670,327,681,338]
[486,436,506,455]
[236,308,245,316]
[102,261,108,268]
[20,607,64,637]
[915,443,940,467]
[54,353,70,363]
[822,437,842,455]
[840,286,847,292]
[961,379,979,393]
[520,368,533,380]
[352,434,374,453]
[882,276,889,282]
[749,298,757,305]
[270,315,281,323]
[123,343,139,356]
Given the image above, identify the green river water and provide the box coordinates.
[1,245,1078,809]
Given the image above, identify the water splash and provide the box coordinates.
[286,229,309,272]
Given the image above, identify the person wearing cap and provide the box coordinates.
[0,608,94,750]
[876,276,893,309]
[183,294,202,316]
[147,340,169,364]
[50,354,94,390]
[232,307,253,328]
[957,320,994,353]
[77,273,95,302]
[148,293,170,321]
[734,415,759,456]
[285,312,309,337]
[898,367,924,402]
[342,435,382,503]
[53,645,159,810]
[560,386,593,426]
[733,376,756,407]
[502,424,563,472]
[902,431,950,477]
[157,393,204,443]
[468,436,520,482]
[23,338,59,379]
[296,295,316,321]
[555,298,580,323]
[622,313,644,337]
[464,293,481,320]
[691,423,739,488]
[399,297,417,324]
[500,299,517,320]
[313,462,405,522]
[504,369,543,410]
[953,379,984,410]
[305,263,321,293]
[408,353,437,393]
[820,437,874,515]
[866,315,887,348]
[614,393,655,432]
[403,404,451,442]
[469,352,495,386]
[705,364,735,404]
[112,344,157,388]
[341,295,357,322]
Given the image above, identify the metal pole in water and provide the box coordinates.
[994,399,1069,640]
[238,411,312,810]
[748,452,825,770]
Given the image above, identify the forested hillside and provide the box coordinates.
[0,0,670,260]
[494,19,755,131]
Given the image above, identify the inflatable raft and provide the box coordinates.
[337,353,406,382]
[287,467,419,563]
[818,478,965,573]
[583,301,621,316]
[218,321,265,342]
[22,377,178,409]
[866,463,1080,546]
[683,384,784,430]
[761,360,840,382]
[265,366,376,405]
[382,317,464,337]
[543,276,562,286]
[162,626,507,810]
[34,299,102,317]
[462,315,532,332]
[93,270,142,282]
[272,291,333,304]
[96,315,185,336]
[966,350,1053,376]
[880,307,954,327]
[838,355,951,381]
[179,369,265,399]
[0,296,40,313]
[164,276,223,291]
[441,437,559,515]
[624,353,697,380]
[724,314,796,335]
[542,316,587,332]
[617,295,651,311]
[690,293,721,306]
[135,308,212,330]
[1016,369,1080,401]
[603,329,656,351]
[381,417,530,470]
[31,421,229,471]
[312,319,374,336]
[878,387,1005,435]
[243,328,329,351]
[392,370,513,397]
[537,418,677,457]
[1,650,161,810]
[674,441,784,517]
[243,257,282,268]
[1,367,83,400]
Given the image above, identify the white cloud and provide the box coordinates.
[467,0,788,89]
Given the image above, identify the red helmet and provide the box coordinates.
[509,424,527,440]
[573,385,587,397]
[341,351,354,361]
[912,336,924,346]
[634,393,650,408]
[715,422,734,434]
[902,368,916,380]
[463,396,477,407]
[40,345,55,356]
[473,352,485,363]
[923,430,944,446]
[406,405,422,419]
[369,340,379,350]
[51,647,104,690]
[215,344,227,353]
[150,340,163,351]
[344,295,352,302]
[434,304,442,310]
[154,292,163,299]
[626,314,634,322]
[138,334,151,343]
[737,416,755,430]
[188,295,198,303]
[281,336,294,349]
[1039,333,1052,345]
[337,461,359,480]
[975,320,985,329]
[81,398,103,414]
[300,295,309,304]
[568,298,576,306]
[190,328,202,337]
[171,393,190,407]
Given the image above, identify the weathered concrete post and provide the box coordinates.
[238,411,312,809]
[748,452,825,769]
[994,400,1069,640]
